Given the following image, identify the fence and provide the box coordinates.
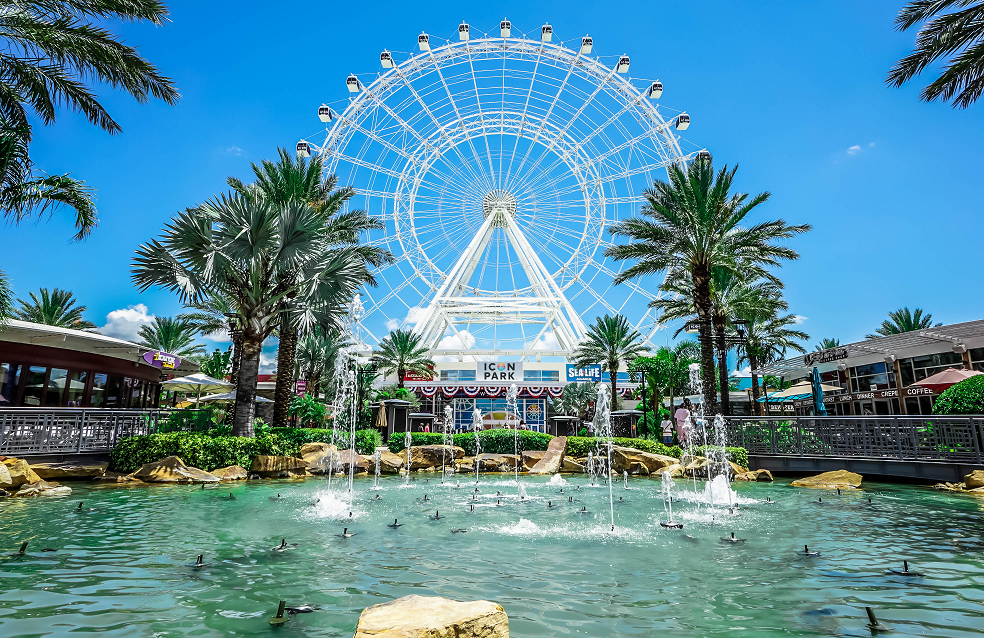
[0,408,212,456]
[726,416,984,465]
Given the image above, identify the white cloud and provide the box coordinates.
[432,330,492,362]
[735,366,752,378]
[259,352,278,374]
[385,306,428,332]
[792,315,808,324]
[226,146,244,156]
[527,330,560,351]
[385,318,400,331]
[100,304,155,342]
[868,142,875,147]
[847,145,862,156]
[202,328,231,343]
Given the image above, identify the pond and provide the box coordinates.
[1,474,982,637]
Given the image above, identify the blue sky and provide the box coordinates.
[3,0,982,370]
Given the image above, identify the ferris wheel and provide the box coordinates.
[299,20,701,359]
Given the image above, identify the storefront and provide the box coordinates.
[0,320,198,409]
[759,319,984,416]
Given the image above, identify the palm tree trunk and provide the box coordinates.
[714,316,730,417]
[397,366,405,389]
[693,267,718,416]
[609,365,618,414]
[750,355,762,417]
[233,336,262,436]
[273,319,298,428]
[225,333,244,427]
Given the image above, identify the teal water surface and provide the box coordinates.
[1,474,983,637]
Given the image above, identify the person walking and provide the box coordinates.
[661,415,674,445]
[674,399,693,445]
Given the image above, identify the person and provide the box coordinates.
[674,399,693,445]
[423,424,430,433]
[661,415,673,446]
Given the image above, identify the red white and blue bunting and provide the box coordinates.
[525,386,544,397]
[462,386,481,397]
[547,386,564,398]
[441,386,459,398]
[484,386,502,397]
[419,386,438,398]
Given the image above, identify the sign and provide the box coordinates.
[480,362,523,382]
[821,385,935,404]
[142,351,180,370]
[403,366,434,381]
[567,364,602,383]
[804,346,849,367]
[295,379,307,396]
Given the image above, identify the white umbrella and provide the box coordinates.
[198,391,272,404]
[161,373,233,404]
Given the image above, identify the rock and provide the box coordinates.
[529,436,568,476]
[93,471,145,484]
[791,470,862,489]
[735,469,773,482]
[609,446,676,474]
[458,463,475,474]
[0,462,10,488]
[628,461,649,476]
[30,461,108,480]
[300,442,334,457]
[730,462,749,477]
[14,479,73,497]
[477,454,519,471]
[964,470,984,490]
[408,445,465,471]
[354,594,509,638]
[130,456,221,483]
[336,449,371,472]
[660,464,684,478]
[2,458,41,488]
[561,457,585,473]
[521,451,545,470]
[301,444,338,473]
[210,465,248,481]
[377,451,405,474]
[249,455,307,478]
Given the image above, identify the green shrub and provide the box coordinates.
[566,436,682,459]
[387,429,553,455]
[693,445,749,468]
[110,428,385,473]
[933,375,984,415]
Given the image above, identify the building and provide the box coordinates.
[0,320,198,409]
[757,319,984,416]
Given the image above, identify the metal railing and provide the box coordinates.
[0,408,212,456]
[726,416,984,465]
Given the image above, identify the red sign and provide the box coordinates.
[403,366,434,381]
[295,379,307,395]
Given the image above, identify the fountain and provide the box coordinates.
[372,449,381,489]
[593,383,615,532]
[442,404,454,482]
[506,384,520,485]
[403,429,412,485]
[472,407,483,483]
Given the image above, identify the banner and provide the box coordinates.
[441,386,459,398]
[566,364,602,383]
[462,386,481,397]
[419,386,438,398]
[526,386,543,397]
[484,386,502,397]
[547,386,564,398]
[480,362,523,382]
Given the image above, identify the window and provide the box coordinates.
[440,370,476,382]
[850,362,894,392]
[899,351,964,386]
[105,375,123,408]
[0,363,21,406]
[21,366,47,406]
[89,373,108,407]
[65,371,88,407]
[970,347,984,372]
[524,369,560,382]
[44,368,68,407]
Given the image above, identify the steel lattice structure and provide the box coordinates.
[302,21,700,359]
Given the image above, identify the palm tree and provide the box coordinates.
[606,159,810,415]
[735,308,809,416]
[887,0,984,108]
[0,1,178,239]
[0,269,12,328]
[180,293,244,386]
[370,329,434,390]
[295,329,349,399]
[137,317,207,359]
[815,338,841,351]
[132,194,370,436]
[866,307,942,339]
[571,314,646,412]
[549,382,598,428]
[15,288,95,329]
[228,148,391,429]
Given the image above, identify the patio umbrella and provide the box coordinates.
[197,391,272,403]
[911,367,983,394]
[811,367,828,416]
[161,373,233,404]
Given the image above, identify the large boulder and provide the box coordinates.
[965,470,984,490]
[14,479,73,497]
[249,455,307,478]
[336,449,371,472]
[0,462,11,488]
[408,445,465,471]
[735,469,773,482]
[791,470,862,489]
[2,458,41,488]
[130,456,221,483]
[354,594,509,638]
[521,451,545,470]
[377,451,405,474]
[609,446,676,474]
[93,471,145,484]
[302,444,340,474]
[300,442,334,457]
[477,454,520,472]
[529,436,568,476]
[30,461,108,480]
[561,457,585,473]
[659,464,685,479]
[211,465,248,481]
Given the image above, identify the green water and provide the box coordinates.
[1,474,982,637]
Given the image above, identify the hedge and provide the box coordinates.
[388,429,553,456]
[933,375,984,415]
[566,436,682,459]
[693,445,749,469]
[110,428,384,473]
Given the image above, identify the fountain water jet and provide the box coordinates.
[593,383,615,532]
[472,407,483,483]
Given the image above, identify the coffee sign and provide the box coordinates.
[142,351,180,370]
[804,346,849,367]
[481,362,522,381]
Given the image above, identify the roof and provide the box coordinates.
[1,319,199,373]
[758,319,984,377]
